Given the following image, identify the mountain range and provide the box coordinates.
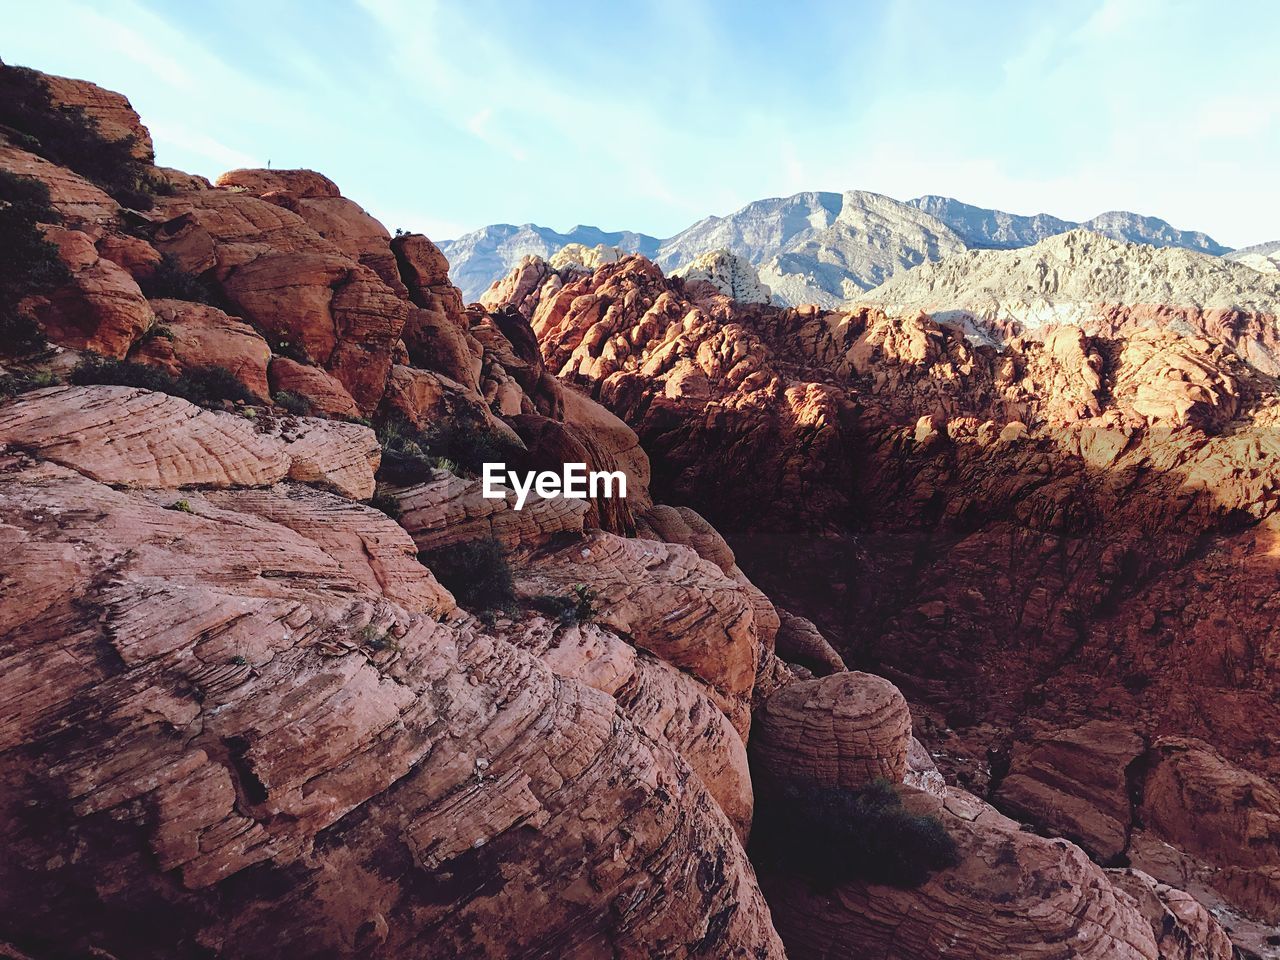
[440,190,1244,306]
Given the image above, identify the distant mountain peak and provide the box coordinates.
[441,191,1235,307]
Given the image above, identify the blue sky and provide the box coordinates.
[5,0,1278,247]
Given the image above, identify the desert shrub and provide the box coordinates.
[0,169,70,356]
[0,62,157,208]
[139,254,219,304]
[180,365,257,405]
[270,338,312,364]
[70,355,256,406]
[272,390,311,416]
[0,369,60,397]
[420,537,516,617]
[375,416,456,484]
[751,778,959,890]
[368,485,402,521]
[139,324,174,342]
[71,355,178,394]
[421,409,522,475]
[376,410,520,483]
[530,584,599,625]
[167,499,194,514]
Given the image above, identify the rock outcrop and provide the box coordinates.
[864,229,1280,373]
[672,249,772,304]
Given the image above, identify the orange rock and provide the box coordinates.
[43,73,154,161]
[752,672,911,790]
[0,144,119,229]
[0,386,289,488]
[267,357,361,418]
[29,226,153,357]
[131,299,271,399]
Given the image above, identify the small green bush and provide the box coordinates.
[271,338,312,364]
[530,584,599,625]
[167,499,194,514]
[272,390,311,416]
[140,324,175,342]
[420,537,516,617]
[0,369,60,397]
[0,62,157,208]
[751,778,959,890]
[0,169,70,356]
[376,411,519,483]
[139,254,219,304]
[369,486,402,521]
[70,356,177,394]
[70,355,257,406]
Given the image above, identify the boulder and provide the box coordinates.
[267,357,362,419]
[131,299,271,399]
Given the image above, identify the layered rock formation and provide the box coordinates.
[1,67,793,958]
[864,229,1280,373]
[490,247,1280,951]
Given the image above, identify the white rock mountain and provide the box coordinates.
[439,224,660,302]
[440,192,1235,306]
[1226,240,1280,275]
[863,229,1280,370]
[671,249,772,304]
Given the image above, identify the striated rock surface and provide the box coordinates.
[394,472,588,553]
[761,787,1181,960]
[516,531,760,702]
[0,386,289,488]
[508,618,753,838]
[751,672,911,789]
[131,299,272,399]
[274,417,381,499]
[0,453,784,959]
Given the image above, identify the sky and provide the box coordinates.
[4,0,1278,248]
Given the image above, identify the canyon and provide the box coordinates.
[1,62,1278,960]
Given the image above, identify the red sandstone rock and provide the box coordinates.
[95,231,163,282]
[43,74,154,161]
[0,454,784,959]
[751,672,912,790]
[29,226,153,356]
[394,472,588,552]
[0,144,119,229]
[995,720,1145,862]
[516,531,761,702]
[0,386,288,488]
[131,299,271,399]
[267,357,362,418]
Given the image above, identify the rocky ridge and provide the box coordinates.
[864,228,1280,373]
[671,248,773,304]
[443,191,1235,309]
